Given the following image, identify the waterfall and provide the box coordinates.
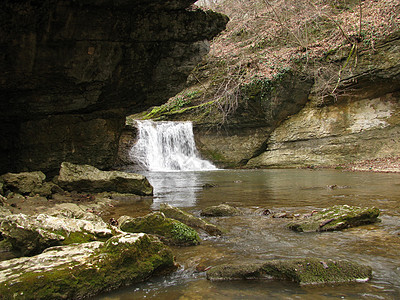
[130,120,217,171]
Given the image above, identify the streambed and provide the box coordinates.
[99,169,400,299]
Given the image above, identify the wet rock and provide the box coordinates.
[273,212,289,218]
[0,171,46,195]
[288,205,380,232]
[0,233,176,299]
[160,203,222,236]
[202,183,218,189]
[201,204,242,217]
[118,212,200,246]
[327,185,350,190]
[0,207,12,219]
[32,182,64,198]
[57,162,153,196]
[0,213,113,256]
[259,209,273,216]
[206,258,372,285]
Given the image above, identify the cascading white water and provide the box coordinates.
[130,120,217,171]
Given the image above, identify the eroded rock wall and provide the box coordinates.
[180,32,400,168]
[247,32,400,168]
[0,0,228,174]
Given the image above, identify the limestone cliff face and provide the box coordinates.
[246,32,400,168]
[0,0,228,174]
[137,31,400,169]
[193,71,314,167]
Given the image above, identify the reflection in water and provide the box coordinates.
[100,169,400,300]
[143,171,201,208]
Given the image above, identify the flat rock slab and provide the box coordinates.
[206,258,372,285]
[0,233,176,299]
[119,212,201,246]
[57,162,153,195]
[288,205,380,232]
[200,204,242,217]
[1,213,113,256]
[160,203,222,236]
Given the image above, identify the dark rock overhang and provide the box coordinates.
[0,0,228,174]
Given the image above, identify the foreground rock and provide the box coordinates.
[57,162,153,196]
[288,205,380,232]
[206,258,372,285]
[0,233,176,299]
[1,213,113,256]
[201,204,242,217]
[119,212,200,246]
[160,203,222,236]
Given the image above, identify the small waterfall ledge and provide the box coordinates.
[130,120,217,171]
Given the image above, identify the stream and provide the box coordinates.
[98,169,400,299]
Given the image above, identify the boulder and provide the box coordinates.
[0,213,113,256]
[57,162,153,196]
[0,233,176,299]
[206,258,372,285]
[288,205,380,232]
[201,204,242,217]
[0,171,46,195]
[119,212,200,246]
[160,203,222,236]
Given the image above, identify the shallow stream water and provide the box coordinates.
[98,169,400,300]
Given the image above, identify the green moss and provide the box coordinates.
[160,203,222,236]
[0,235,176,299]
[170,222,200,244]
[288,205,380,232]
[207,258,372,285]
[52,229,111,245]
[120,212,200,246]
[203,148,226,162]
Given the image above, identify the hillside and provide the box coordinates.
[129,0,400,170]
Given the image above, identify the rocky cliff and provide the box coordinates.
[246,32,400,168]
[0,0,228,174]
[131,31,400,169]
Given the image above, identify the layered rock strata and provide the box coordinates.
[0,0,228,174]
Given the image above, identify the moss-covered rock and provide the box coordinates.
[288,205,380,232]
[160,203,222,236]
[206,258,372,285]
[57,162,153,196]
[119,212,201,246]
[201,204,242,217]
[0,213,113,256]
[0,233,177,299]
